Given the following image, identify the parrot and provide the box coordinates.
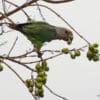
[8,21,73,57]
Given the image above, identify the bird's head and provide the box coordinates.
[56,27,73,44]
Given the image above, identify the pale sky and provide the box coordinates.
[0,0,100,100]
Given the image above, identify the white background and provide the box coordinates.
[0,0,100,100]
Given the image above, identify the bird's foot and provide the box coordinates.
[36,49,43,58]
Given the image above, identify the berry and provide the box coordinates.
[36,76,43,82]
[44,66,49,72]
[0,64,3,72]
[93,55,99,61]
[25,79,34,87]
[67,38,72,45]
[39,93,44,97]
[93,43,99,48]
[28,87,33,93]
[42,61,47,67]
[38,71,46,77]
[61,48,69,54]
[35,90,39,96]
[30,81,34,87]
[70,54,76,59]
[93,48,99,54]
[42,76,47,84]
[87,50,93,58]
[25,79,31,87]
[35,82,43,89]
[35,63,41,71]
[74,49,81,56]
[38,88,44,94]
[89,44,94,51]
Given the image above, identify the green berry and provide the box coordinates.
[93,48,99,54]
[93,55,99,61]
[67,38,72,45]
[25,79,34,87]
[36,76,43,82]
[0,64,3,72]
[61,48,69,54]
[25,79,31,87]
[35,63,41,71]
[39,93,44,97]
[89,44,94,51]
[42,61,47,67]
[35,82,43,89]
[30,81,34,87]
[88,56,92,61]
[38,71,46,77]
[74,49,81,56]
[44,66,49,72]
[28,87,33,93]
[93,43,99,48]
[42,76,47,84]
[70,54,76,59]
[87,50,93,58]
[35,90,39,96]
[38,88,44,94]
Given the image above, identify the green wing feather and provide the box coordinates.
[19,22,57,49]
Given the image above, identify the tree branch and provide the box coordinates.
[0,0,38,20]
[5,0,32,20]
[43,0,74,4]
[0,55,36,71]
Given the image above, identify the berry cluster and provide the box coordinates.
[66,35,73,45]
[25,60,49,98]
[62,48,81,59]
[87,43,99,61]
[70,49,81,59]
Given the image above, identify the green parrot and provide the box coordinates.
[8,21,73,57]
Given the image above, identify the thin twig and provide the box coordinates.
[0,0,38,20]
[36,2,46,21]
[2,0,15,24]
[19,44,88,64]
[20,52,63,64]
[44,85,68,100]
[0,21,4,35]
[8,36,18,56]
[5,0,32,20]
[10,49,36,59]
[0,55,36,71]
